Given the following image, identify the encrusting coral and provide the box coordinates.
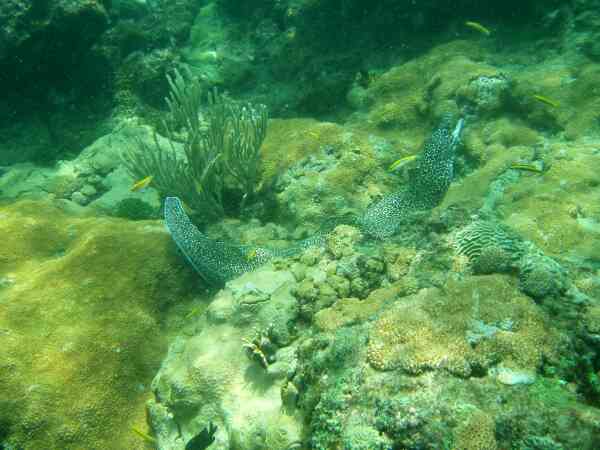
[366,275,562,377]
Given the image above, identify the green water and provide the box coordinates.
[1,1,599,449]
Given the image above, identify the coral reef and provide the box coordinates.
[519,254,568,299]
[4,2,600,449]
[452,220,525,274]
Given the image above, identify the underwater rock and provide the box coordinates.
[183,3,254,88]
[111,0,150,18]
[0,125,162,214]
[268,120,380,225]
[0,118,55,166]
[114,197,157,220]
[454,409,498,450]
[70,190,88,206]
[80,183,97,197]
[490,367,536,386]
[341,421,392,450]
[149,264,302,450]
[87,128,161,207]
[458,74,511,114]
[326,225,362,259]
[76,124,154,175]
[0,0,109,80]
[0,163,59,201]
[207,266,296,328]
[583,304,600,340]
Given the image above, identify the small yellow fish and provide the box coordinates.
[178,200,194,216]
[389,155,417,171]
[185,305,203,319]
[246,248,258,261]
[532,94,559,108]
[510,163,543,173]
[130,175,153,192]
[131,427,156,444]
[465,21,491,36]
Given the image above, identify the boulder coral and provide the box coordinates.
[0,199,198,449]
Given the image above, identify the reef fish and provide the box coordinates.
[131,427,156,444]
[465,21,491,36]
[389,155,417,171]
[510,163,543,173]
[245,248,258,261]
[186,422,218,450]
[532,94,559,108]
[130,175,153,192]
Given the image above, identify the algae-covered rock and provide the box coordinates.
[114,197,157,220]
[326,224,362,259]
[506,143,600,258]
[454,408,498,450]
[0,125,163,213]
[148,265,302,450]
[457,74,511,115]
[0,0,109,84]
[0,118,56,166]
[267,119,380,224]
[0,199,198,450]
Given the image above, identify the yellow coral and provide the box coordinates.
[454,409,498,450]
[367,275,561,375]
[0,200,198,449]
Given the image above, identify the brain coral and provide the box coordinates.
[519,254,568,299]
[452,220,525,274]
